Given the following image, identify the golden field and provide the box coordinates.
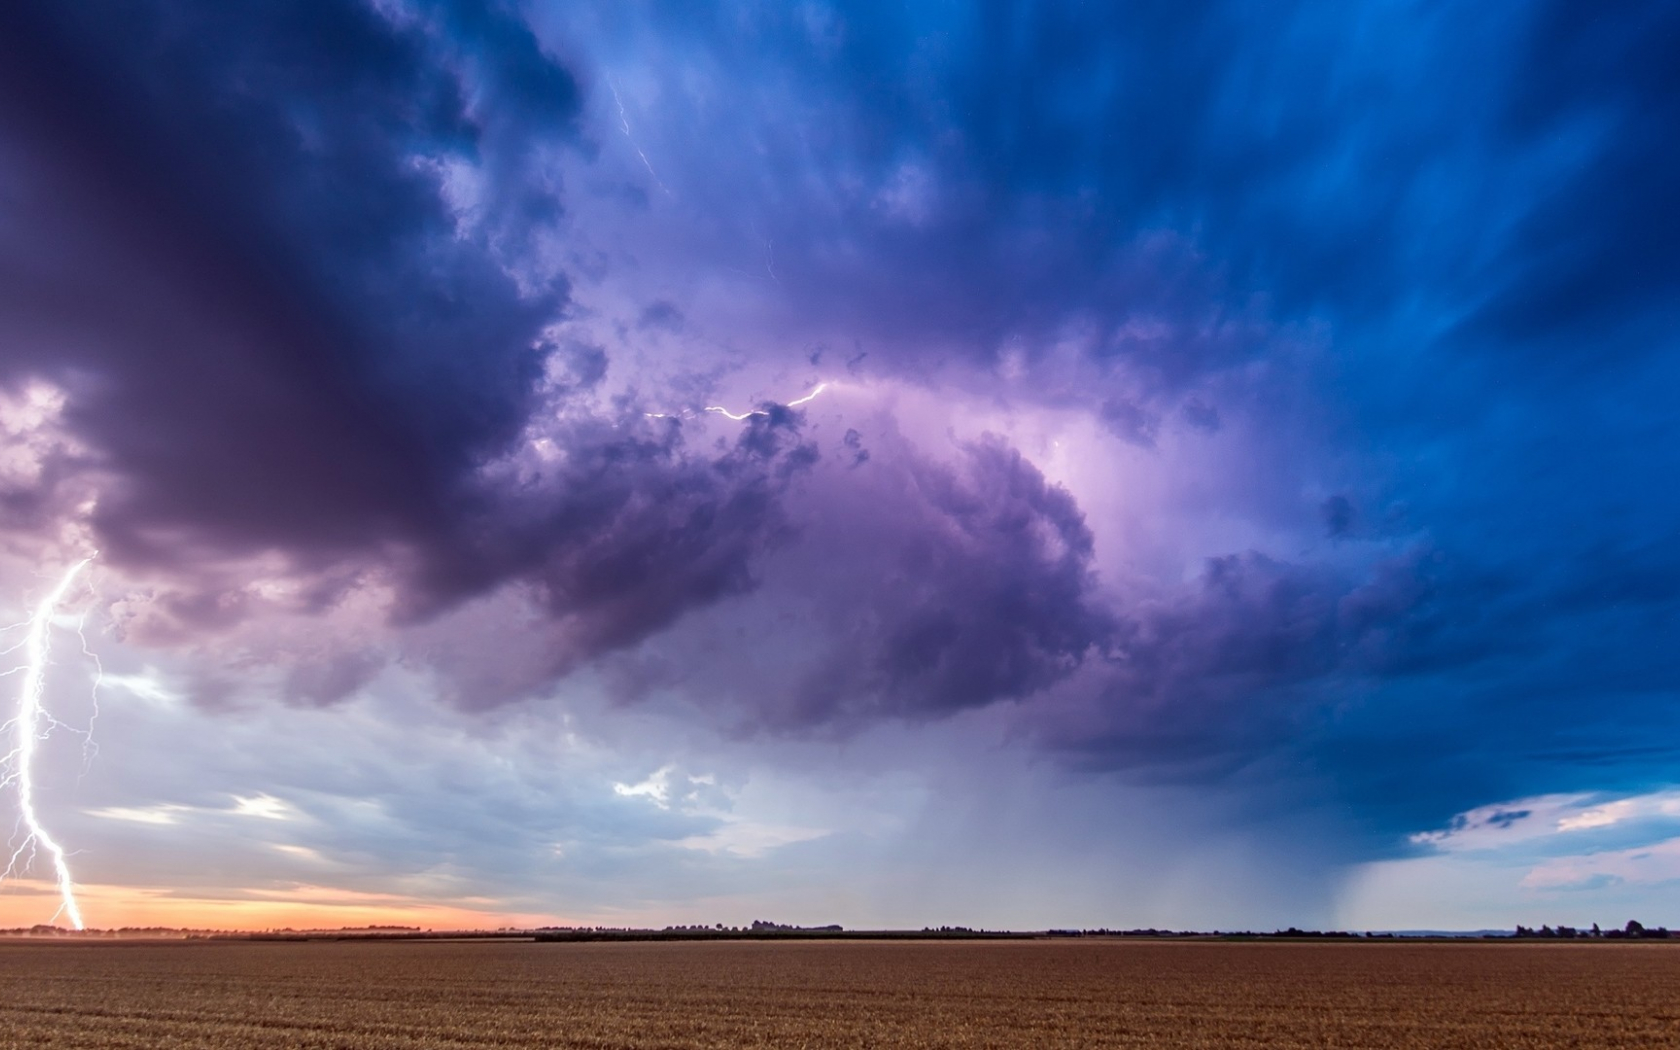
[0,938,1676,1048]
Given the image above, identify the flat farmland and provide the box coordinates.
[0,939,1676,1048]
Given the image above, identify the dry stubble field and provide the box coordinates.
[0,938,1676,1049]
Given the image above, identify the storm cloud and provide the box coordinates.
[0,0,1677,928]
[0,0,821,673]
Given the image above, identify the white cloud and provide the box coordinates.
[1521,837,1680,891]
[678,820,828,858]
[1412,788,1680,853]
[85,794,298,826]
[1557,800,1638,832]
[1342,787,1680,930]
[612,764,831,858]
[613,765,678,808]
[101,670,186,711]
[0,381,77,489]
[271,843,333,865]
[230,794,296,821]
[86,804,188,825]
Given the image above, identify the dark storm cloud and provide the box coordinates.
[1039,529,1680,838]
[553,0,1680,843]
[1319,496,1358,539]
[444,409,817,699]
[1029,550,1441,771]
[0,0,814,672]
[1466,0,1680,355]
[3,0,1678,864]
[777,435,1113,728]
[0,0,562,561]
[561,2,1535,382]
[589,429,1114,732]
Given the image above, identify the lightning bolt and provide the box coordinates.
[0,555,96,930]
[703,382,829,421]
[605,76,672,199]
[645,381,830,422]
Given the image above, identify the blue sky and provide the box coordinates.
[0,0,1675,930]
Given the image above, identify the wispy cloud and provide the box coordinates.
[88,793,301,826]
[1413,790,1680,853]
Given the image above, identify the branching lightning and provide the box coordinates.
[0,555,96,930]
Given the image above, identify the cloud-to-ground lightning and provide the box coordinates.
[0,556,96,929]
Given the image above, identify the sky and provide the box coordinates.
[0,0,1676,932]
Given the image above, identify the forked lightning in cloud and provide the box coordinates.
[706,381,828,421]
[648,382,829,422]
[0,556,96,930]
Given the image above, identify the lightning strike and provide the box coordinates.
[645,381,832,423]
[0,555,96,929]
[704,382,829,420]
[785,382,827,407]
[605,76,672,198]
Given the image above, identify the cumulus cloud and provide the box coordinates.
[0,1,568,579]
[587,424,1112,730]
[0,0,824,692]
[777,433,1114,726]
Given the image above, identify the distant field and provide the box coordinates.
[0,939,1676,1048]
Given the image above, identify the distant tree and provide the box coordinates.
[1591,923,1601,937]
[1626,920,1646,937]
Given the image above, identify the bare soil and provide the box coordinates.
[0,938,1675,1048]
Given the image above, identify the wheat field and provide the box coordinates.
[0,939,1675,1048]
